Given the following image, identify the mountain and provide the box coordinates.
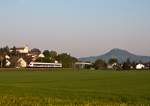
[79,48,150,63]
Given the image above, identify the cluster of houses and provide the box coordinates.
[107,62,146,70]
[4,46,46,68]
[75,62,147,70]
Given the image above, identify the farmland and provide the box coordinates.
[0,69,150,105]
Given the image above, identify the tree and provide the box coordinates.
[94,59,107,70]
[146,61,150,69]
[35,56,52,63]
[0,56,4,68]
[43,50,50,57]
[131,61,137,69]
[0,46,10,68]
[30,48,41,55]
[10,46,18,57]
[10,56,19,67]
[49,51,57,62]
[122,58,131,70]
[37,50,58,63]
[57,53,78,68]
[35,57,43,62]
[3,46,10,55]
[108,58,118,65]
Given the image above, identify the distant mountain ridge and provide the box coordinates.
[79,48,150,63]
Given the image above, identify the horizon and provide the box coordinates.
[0,0,150,57]
[2,45,150,58]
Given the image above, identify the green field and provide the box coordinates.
[0,69,150,105]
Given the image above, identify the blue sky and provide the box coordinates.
[0,0,150,57]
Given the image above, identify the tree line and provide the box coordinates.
[93,58,150,70]
[36,50,78,68]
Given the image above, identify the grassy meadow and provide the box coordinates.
[0,69,150,105]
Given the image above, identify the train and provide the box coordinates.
[28,62,62,68]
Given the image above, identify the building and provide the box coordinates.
[5,55,10,59]
[74,62,92,69]
[5,55,11,67]
[136,64,145,70]
[16,46,29,54]
[16,58,27,68]
[38,53,45,58]
[5,60,11,67]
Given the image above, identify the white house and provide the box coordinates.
[5,55,10,59]
[5,60,11,67]
[16,46,29,54]
[136,64,145,70]
[5,55,11,67]
[16,58,27,68]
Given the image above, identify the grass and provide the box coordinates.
[0,69,150,105]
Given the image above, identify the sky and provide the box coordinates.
[0,0,150,57]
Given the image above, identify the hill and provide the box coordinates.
[79,48,150,63]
